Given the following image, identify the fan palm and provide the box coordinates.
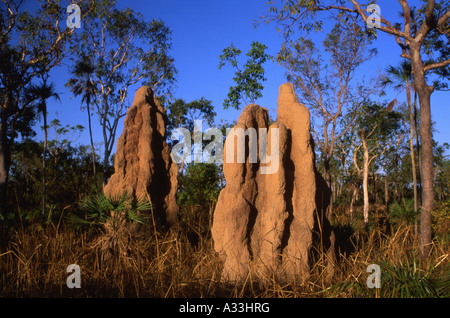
[381,60,420,230]
[68,59,97,176]
[26,76,61,216]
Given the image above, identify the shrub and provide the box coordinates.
[432,201,450,240]
[66,192,151,230]
[380,256,449,298]
[389,198,420,225]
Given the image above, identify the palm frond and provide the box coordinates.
[109,192,132,211]
[65,213,92,228]
[389,198,419,225]
[380,256,444,298]
[67,192,151,228]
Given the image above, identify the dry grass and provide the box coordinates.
[0,205,448,298]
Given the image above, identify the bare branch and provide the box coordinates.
[424,0,436,25]
[395,36,412,59]
[0,0,19,45]
[416,0,436,43]
[353,142,362,174]
[347,0,411,40]
[424,59,450,72]
[437,9,450,27]
[398,0,412,37]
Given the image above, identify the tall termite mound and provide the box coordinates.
[104,86,178,227]
[211,83,335,282]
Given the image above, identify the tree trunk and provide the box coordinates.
[413,92,422,205]
[406,80,419,239]
[333,180,336,202]
[417,89,433,259]
[350,185,358,220]
[0,148,8,218]
[361,129,370,231]
[411,46,434,260]
[324,156,333,221]
[0,108,10,219]
[103,150,109,189]
[42,107,47,217]
[374,174,378,205]
[406,80,418,218]
[102,113,110,189]
[384,175,389,211]
[87,103,96,177]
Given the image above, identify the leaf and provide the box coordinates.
[65,213,92,228]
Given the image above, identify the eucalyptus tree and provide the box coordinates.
[166,97,216,176]
[0,0,95,217]
[218,41,272,110]
[282,20,380,219]
[167,97,216,144]
[67,0,177,187]
[352,101,405,230]
[265,0,450,259]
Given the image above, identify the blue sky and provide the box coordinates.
[32,0,448,154]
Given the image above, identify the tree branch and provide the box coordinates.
[416,0,436,43]
[424,0,436,25]
[395,36,411,59]
[398,0,412,37]
[353,142,362,174]
[437,9,450,27]
[424,59,450,72]
[0,0,19,45]
[347,0,411,40]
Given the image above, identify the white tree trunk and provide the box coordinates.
[350,186,358,220]
[362,130,370,230]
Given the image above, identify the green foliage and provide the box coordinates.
[166,97,216,149]
[177,163,221,209]
[177,163,221,242]
[283,19,377,188]
[380,257,449,298]
[434,143,450,202]
[357,101,403,138]
[26,78,61,117]
[350,101,405,174]
[418,1,450,91]
[0,1,98,218]
[326,256,449,298]
[69,0,176,99]
[389,199,420,225]
[0,0,67,142]
[8,136,101,216]
[66,192,151,230]
[263,0,327,49]
[168,98,216,131]
[218,41,272,110]
[432,201,450,241]
[66,59,97,110]
[381,60,413,92]
[323,22,377,66]
[67,0,177,184]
